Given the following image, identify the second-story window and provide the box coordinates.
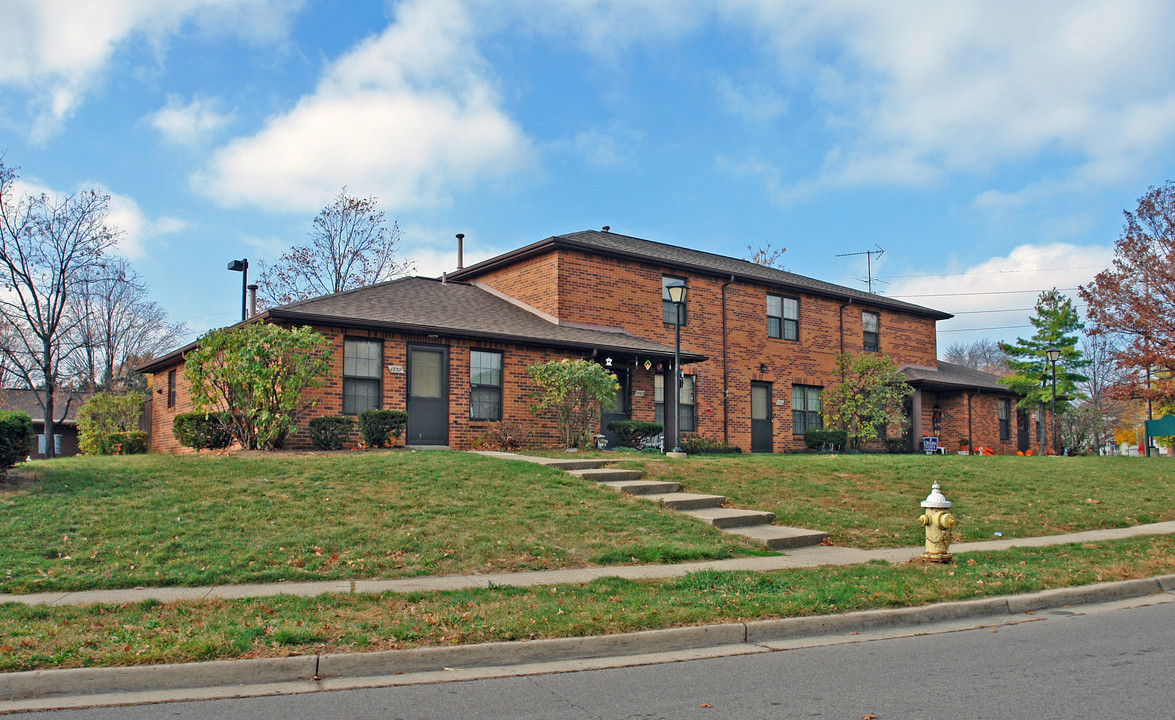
[768,295,798,340]
[662,276,687,326]
[862,311,880,352]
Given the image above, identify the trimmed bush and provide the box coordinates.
[606,420,663,449]
[358,410,408,448]
[803,428,848,451]
[0,411,33,472]
[308,416,354,451]
[885,438,910,454]
[173,411,233,451]
[680,435,742,454]
[474,421,526,451]
[76,391,145,455]
[107,431,148,455]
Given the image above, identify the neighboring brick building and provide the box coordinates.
[140,229,1043,454]
[0,389,90,458]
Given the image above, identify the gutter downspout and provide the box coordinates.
[967,391,973,451]
[839,298,854,378]
[721,274,735,445]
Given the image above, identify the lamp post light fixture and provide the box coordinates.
[227,258,249,322]
[666,284,687,455]
[1046,346,1061,456]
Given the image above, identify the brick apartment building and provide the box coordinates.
[141,229,1051,454]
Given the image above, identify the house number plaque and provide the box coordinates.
[387,365,405,375]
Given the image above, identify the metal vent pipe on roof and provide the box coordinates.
[247,284,258,319]
[456,233,465,269]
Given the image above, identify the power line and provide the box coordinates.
[951,303,1088,315]
[892,287,1081,299]
[938,324,1035,333]
[834,265,1103,282]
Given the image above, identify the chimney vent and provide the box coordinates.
[456,233,465,270]
[602,225,610,233]
[247,284,258,318]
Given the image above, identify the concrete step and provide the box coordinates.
[724,524,829,549]
[568,468,645,482]
[598,479,682,495]
[529,458,609,471]
[642,492,726,511]
[680,507,776,529]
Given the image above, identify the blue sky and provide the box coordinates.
[3,0,1175,352]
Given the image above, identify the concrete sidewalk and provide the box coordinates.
[4,520,1174,609]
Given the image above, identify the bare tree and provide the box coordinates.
[941,338,1010,375]
[257,188,413,307]
[1077,335,1129,451]
[744,242,787,269]
[0,161,118,457]
[65,256,187,392]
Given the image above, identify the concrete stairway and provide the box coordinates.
[560,460,828,551]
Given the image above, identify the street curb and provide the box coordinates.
[2,573,1174,706]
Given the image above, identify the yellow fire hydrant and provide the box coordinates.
[919,483,956,562]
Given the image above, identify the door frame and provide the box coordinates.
[406,343,449,446]
[750,380,773,453]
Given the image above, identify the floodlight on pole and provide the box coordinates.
[227,259,248,322]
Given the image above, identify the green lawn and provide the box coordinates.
[2,535,1172,672]
[0,451,764,594]
[633,454,1175,548]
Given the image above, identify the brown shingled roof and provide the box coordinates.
[449,229,953,320]
[140,276,706,374]
[900,360,1010,392]
[0,389,89,425]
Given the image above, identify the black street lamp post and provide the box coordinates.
[666,284,687,455]
[227,259,249,322]
[1046,347,1061,456]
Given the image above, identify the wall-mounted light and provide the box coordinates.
[759,363,768,374]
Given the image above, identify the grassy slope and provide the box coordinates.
[0,452,763,594]
[635,454,1175,548]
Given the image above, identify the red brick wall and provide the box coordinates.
[146,325,649,453]
[915,390,1053,455]
[472,253,562,318]
[475,247,943,452]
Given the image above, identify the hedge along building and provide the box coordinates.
[140,228,1042,454]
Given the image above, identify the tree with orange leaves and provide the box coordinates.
[1080,181,1175,406]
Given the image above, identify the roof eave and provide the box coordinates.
[450,233,953,321]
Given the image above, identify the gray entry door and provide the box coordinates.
[751,382,773,453]
[600,368,630,447]
[407,345,448,446]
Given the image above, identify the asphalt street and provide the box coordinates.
[15,594,1175,720]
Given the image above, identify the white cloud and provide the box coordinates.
[148,95,232,145]
[884,242,1113,347]
[713,76,787,124]
[98,187,186,259]
[0,0,300,141]
[197,0,532,213]
[720,1,1175,193]
[12,177,183,259]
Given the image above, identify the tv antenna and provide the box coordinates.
[836,245,885,294]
